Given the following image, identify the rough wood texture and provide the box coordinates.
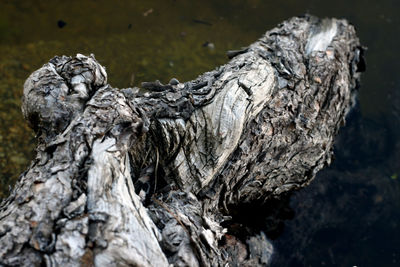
[0,16,363,266]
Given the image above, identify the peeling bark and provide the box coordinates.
[0,16,363,266]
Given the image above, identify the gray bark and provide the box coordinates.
[0,15,363,266]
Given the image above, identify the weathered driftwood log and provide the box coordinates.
[0,16,363,266]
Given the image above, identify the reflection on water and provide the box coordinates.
[0,0,399,265]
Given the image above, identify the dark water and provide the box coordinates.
[0,0,399,266]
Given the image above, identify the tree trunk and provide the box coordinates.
[0,15,363,266]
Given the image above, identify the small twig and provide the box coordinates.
[154,147,159,194]
[140,148,151,170]
[151,196,189,235]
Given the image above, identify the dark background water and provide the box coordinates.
[0,0,399,266]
